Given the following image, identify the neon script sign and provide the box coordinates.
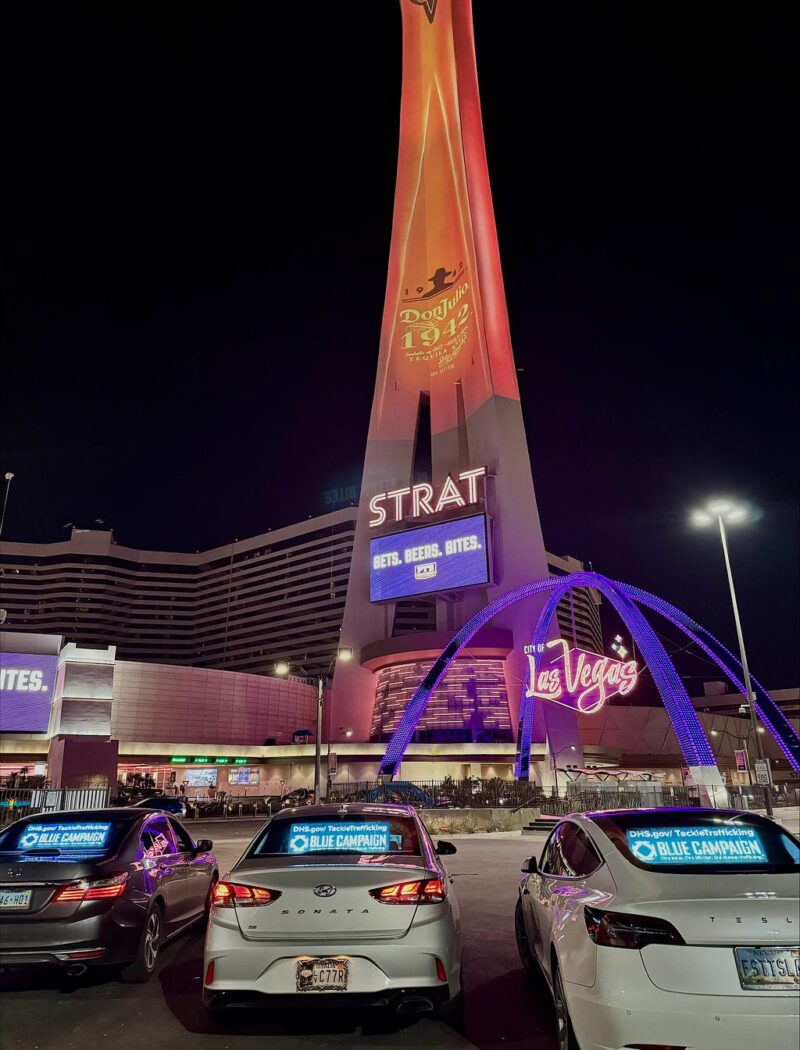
[369,466,486,528]
[524,639,638,714]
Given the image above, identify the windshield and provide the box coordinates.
[593,810,800,874]
[0,816,134,859]
[249,814,421,857]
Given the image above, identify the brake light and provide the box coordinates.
[53,873,128,903]
[370,877,447,904]
[584,906,685,949]
[211,881,281,908]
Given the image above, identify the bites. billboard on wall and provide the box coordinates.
[0,653,58,732]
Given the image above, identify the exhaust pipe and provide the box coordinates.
[396,996,434,1015]
[64,963,88,977]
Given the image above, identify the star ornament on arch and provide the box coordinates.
[410,0,438,24]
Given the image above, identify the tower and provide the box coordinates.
[332,0,570,774]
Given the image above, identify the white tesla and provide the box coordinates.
[515,807,799,1050]
[203,803,462,1021]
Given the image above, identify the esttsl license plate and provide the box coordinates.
[296,957,349,992]
[734,946,800,991]
[0,889,33,911]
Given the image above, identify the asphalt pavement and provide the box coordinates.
[0,823,556,1050]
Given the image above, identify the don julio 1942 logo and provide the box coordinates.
[397,263,472,375]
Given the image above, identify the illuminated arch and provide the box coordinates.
[378,572,800,779]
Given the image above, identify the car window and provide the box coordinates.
[249,814,421,857]
[560,825,603,876]
[0,816,134,858]
[540,823,570,876]
[139,815,178,860]
[168,818,195,853]
[540,823,602,877]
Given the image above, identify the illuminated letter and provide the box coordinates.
[434,476,466,513]
[369,493,387,528]
[387,487,412,522]
[619,662,639,694]
[458,466,487,504]
[412,483,435,518]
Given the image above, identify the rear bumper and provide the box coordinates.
[202,985,451,1013]
[565,950,800,1050]
[0,912,142,968]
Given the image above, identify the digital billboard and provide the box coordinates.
[0,653,58,732]
[626,825,767,866]
[369,513,489,602]
[288,822,391,855]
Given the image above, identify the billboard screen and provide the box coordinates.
[0,653,58,732]
[369,513,489,602]
[626,825,768,866]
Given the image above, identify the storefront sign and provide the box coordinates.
[368,467,486,527]
[0,653,58,732]
[524,639,638,714]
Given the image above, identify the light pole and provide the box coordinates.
[0,472,14,539]
[691,498,773,817]
[275,647,353,800]
[326,726,353,798]
[550,743,576,796]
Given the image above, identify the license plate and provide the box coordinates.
[734,946,800,991]
[0,889,32,911]
[296,957,349,992]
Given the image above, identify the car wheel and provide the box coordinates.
[120,902,163,983]
[553,963,580,1050]
[514,898,536,975]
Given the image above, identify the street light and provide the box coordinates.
[274,647,353,800]
[0,472,14,539]
[690,497,773,816]
[550,744,577,797]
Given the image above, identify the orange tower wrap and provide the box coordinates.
[332,0,561,762]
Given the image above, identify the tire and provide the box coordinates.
[515,898,536,975]
[119,902,163,983]
[553,963,580,1050]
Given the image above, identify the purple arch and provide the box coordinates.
[378,571,798,780]
[514,572,717,778]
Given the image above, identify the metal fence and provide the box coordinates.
[0,787,110,826]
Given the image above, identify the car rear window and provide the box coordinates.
[0,816,134,859]
[593,810,800,874]
[249,814,421,857]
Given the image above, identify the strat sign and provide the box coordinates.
[524,639,638,714]
[368,467,486,528]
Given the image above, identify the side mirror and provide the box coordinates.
[520,855,538,874]
[436,840,457,856]
[195,839,213,853]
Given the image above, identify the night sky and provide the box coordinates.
[3,4,797,685]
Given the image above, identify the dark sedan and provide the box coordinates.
[131,795,188,818]
[0,808,217,981]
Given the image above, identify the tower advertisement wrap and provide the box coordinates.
[333,0,567,767]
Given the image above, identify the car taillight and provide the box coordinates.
[211,881,281,908]
[584,906,685,949]
[369,877,447,904]
[53,873,129,903]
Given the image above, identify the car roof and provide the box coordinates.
[272,802,416,820]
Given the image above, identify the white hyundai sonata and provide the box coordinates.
[203,803,462,1021]
[515,807,799,1050]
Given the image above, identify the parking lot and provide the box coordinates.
[0,823,555,1050]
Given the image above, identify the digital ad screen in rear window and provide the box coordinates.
[16,822,112,851]
[626,825,767,866]
[288,821,391,855]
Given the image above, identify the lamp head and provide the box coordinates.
[274,661,290,676]
[691,498,755,527]
[336,647,353,662]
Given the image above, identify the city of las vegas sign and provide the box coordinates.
[523,638,639,715]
